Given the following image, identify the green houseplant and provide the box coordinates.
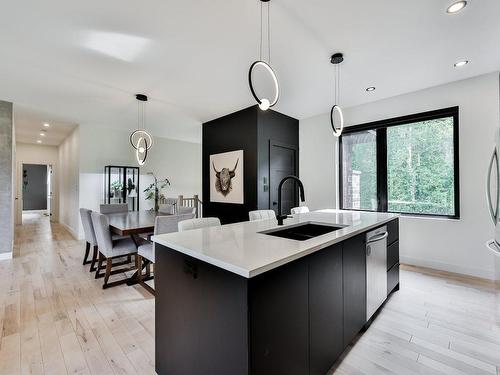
[144,172,170,212]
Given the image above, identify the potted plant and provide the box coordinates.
[144,173,170,212]
[110,180,124,199]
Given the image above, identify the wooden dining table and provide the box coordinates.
[107,210,170,236]
[105,210,170,286]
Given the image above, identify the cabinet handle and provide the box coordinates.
[184,260,198,279]
[366,231,388,245]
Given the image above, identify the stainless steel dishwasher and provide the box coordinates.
[366,225,388,320]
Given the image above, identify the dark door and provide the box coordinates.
[342,233,367,347]
[270,141,298,215]
[309,244,344,375]
[22,164,47,211]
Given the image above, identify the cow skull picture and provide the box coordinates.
[209,150,244,204]
[213,159,239,196]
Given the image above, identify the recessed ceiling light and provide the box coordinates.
[447,1,467,14]
[43,123,50,127]
[366,86,376,92]
[40,132,46,136]
[454,60,469,67]
[36,140,42,144]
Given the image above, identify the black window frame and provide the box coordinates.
[339,106,460,219]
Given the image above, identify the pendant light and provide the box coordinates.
[330,53,344,137]
[130,94,153,166]
[248,0,279,111]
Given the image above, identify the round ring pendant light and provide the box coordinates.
[330,53,345,137]
[248,61,279,110]
[130,94,153,166]
[248,0,279,111]
[330,105,344,137]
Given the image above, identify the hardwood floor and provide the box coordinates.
[1,213,154,375]
[1,213,499,375]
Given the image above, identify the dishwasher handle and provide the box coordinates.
[366,231,388,245]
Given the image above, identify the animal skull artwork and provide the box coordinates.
[213,159,239,196]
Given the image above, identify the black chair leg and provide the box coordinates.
[95,253,105,279]
[103,258,113,288]
[90,246,98,272]
[83,242,91,265]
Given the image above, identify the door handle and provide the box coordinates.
[366,232,388,245]
[272,201,277,206]
[366,245,371,256]
[486,146,499,224]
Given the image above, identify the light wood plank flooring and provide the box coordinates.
[1,213,499,375]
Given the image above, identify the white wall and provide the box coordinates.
[58,127,80,238]
[300,72,500,280]
[78,124,202,238]
[15,142,59,223]
[299,113,338,211]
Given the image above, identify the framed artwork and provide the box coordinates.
[210,150,244,204]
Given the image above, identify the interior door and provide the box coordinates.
[47,164,54,221]
[270,141,298,215]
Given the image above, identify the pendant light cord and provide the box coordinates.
[334,64,341,106]
[137,99,147,131]
[259,2,263,61]
[259,2,271,63]
[268,2,271,64]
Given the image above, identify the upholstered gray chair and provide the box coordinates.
[290,206,309,215]
[137,213,195,295]
[79,208,98,271]
[248,210,276,221]
[91,212,139,289]
[177,206,196,215]
[178,217,221,232]
[158,204,176,215]
[99,203,128,214]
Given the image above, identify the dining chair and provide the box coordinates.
[137,213,195,295]
[178,217,221,232]
[177,206,196,215]
[291,206,309,215]
[158,203,176,214]
[99,203,128,214]
[79,208,99,271]
[249,210,276,221]
[91,212,140,289]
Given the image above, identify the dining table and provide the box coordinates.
[105,210,171,286]
[106,209,169,236]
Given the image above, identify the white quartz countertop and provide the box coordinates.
[152,209,399,278]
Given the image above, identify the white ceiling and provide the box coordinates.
[15,105,77,146]
[1,0,499,144]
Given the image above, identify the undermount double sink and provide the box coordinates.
[261,222,347,241]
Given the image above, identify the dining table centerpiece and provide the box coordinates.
[144,172,170,212]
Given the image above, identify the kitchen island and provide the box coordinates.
[152,210,400,375]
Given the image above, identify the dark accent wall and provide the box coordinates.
[257,110,299,210]
[22,164,48,210]
[203,106,298,224]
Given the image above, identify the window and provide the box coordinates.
[339,107,459,218]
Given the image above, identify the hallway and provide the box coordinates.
[0,215,499,374]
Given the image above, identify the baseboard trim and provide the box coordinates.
[0,252,13,261]
[400,255,495,281]
[60,222,78,240]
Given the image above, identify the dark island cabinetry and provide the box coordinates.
[155,218,399,375]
